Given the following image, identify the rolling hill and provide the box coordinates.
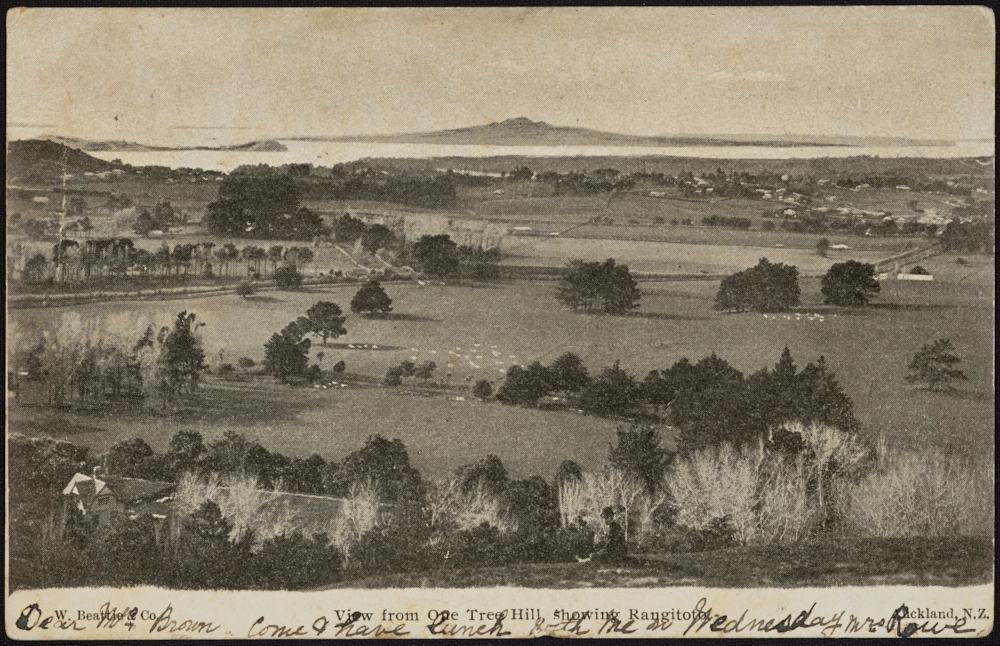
[6,139,120,183]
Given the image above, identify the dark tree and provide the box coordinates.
[472,379,493,401]
[103,438,155,478]
[554,459,583,488]
[273,266,302,290]
[821,260,880,306]
[816,237,830,257]
[579,360,640,417]
[906,338,967,391]
[715,257,800,313]
[556,258,641,314]
[457,454,509,496]
[263,322,312,381]
[23,253,49,283]
[156,311,208,406]
[411,234,460,277]
[548,352,591,393]
[332,360,346,374]
[331,435,425,506]
[133,210,156,236]
[235,281,257,299]
[168,430,205,472]
[383,366,404,386]
[304,301,347,344]
[360,224,395,254]
[350,280,393,315]
[495,363,552,406]
[333,214,368,243]
[205,174,322,240]
[413,361,436,381]
[608,425,673,494]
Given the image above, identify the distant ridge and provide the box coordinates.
[291,117,955,148]
[19,136,287,153]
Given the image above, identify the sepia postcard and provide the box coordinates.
[6,6,994,639]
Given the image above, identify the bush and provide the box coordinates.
[347,524,435,577]
[666,423,870,545]
[255,532,343,589]
[495,363,551,405]
[472,379,493,400]
[834,448,993,538]
[579,361,639,417]
[908,265,930,275]
[273,266,302,290]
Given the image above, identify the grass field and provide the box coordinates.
[499,236,890,275]
[8,252,992,479]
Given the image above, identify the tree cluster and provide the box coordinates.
[715,258,801,313]
[659,348,860,453]
[262,302,346,381]
[8,311,207,409]
[132,201,180,236]
[702,214,752,230]
[556,258,642,314]
[205,173,325,240]
[384,359,437,386]
[494,353,591,406]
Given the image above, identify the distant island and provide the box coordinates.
[33,136,287,153]
[288,117,955,148]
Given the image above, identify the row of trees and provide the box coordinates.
[12,239,316,286]
[490,348,859,453]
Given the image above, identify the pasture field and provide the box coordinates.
[498,236,889,275]
[561,223,925,252]
[8,252,992,479]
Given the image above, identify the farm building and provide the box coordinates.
[63,471,176,527]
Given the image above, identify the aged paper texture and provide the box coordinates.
[6,6,994,639]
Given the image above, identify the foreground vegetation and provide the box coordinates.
[10,418,992,591]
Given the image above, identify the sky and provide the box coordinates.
[6,7,995,144]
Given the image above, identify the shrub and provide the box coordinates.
[665,423,871,545]
[579,361,639,417]
[383,366,404,386]
[235,281,257,299]
[348,524,437,577]
[472,379,493,400]
[834,448,993,538]
[908,265,930,275]
[255,532,343,589]
[495,363,552,405]
[273,266,302,290]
